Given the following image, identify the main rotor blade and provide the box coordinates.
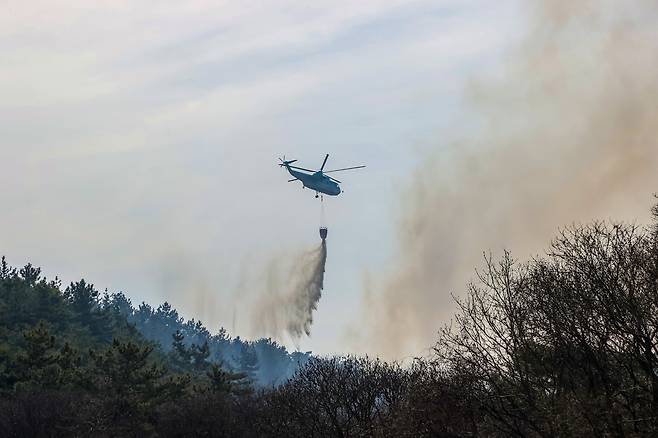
[288,165,315,172]
[323,165,366,174]
[320,154,329,172]
[288,178,299,182]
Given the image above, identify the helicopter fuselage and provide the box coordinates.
[286,167,341,196]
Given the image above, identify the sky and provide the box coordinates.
[2,1,525,356]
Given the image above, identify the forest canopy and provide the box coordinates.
[2,203,658,437]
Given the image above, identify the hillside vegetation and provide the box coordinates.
[2,204,658,437]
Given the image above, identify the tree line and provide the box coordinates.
[2,203,658,436]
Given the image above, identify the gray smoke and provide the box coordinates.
[251,241,327,342]
[356,0,658,360]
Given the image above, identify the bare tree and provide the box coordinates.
[436,211,658,437]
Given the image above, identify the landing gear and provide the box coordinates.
[315,192,319,198]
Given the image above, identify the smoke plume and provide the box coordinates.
[251,241,327,342]
[358,0,658,359]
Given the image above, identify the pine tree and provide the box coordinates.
[238,343,259,385]
[16,323,60,389]
[190,340,210,372]
[64,280,98,317]
[64,280,113,341]
[0,256,14,280]
[171,330,190,364]
[19,263,41,285]
[90,339,185,434]
[207,363,247,393]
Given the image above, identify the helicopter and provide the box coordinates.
[279,154,365,198]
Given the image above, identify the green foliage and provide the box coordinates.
[0,257,262,435]
[0,256,13,279]
[86,339,188,434]
[237,341,259,384]
[169,329,191,370]
[4,203,658,436]
[206,363,247,393]
[168,329,214,375]
[16,323,59,389]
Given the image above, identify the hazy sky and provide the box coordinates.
[1,1,523,355]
